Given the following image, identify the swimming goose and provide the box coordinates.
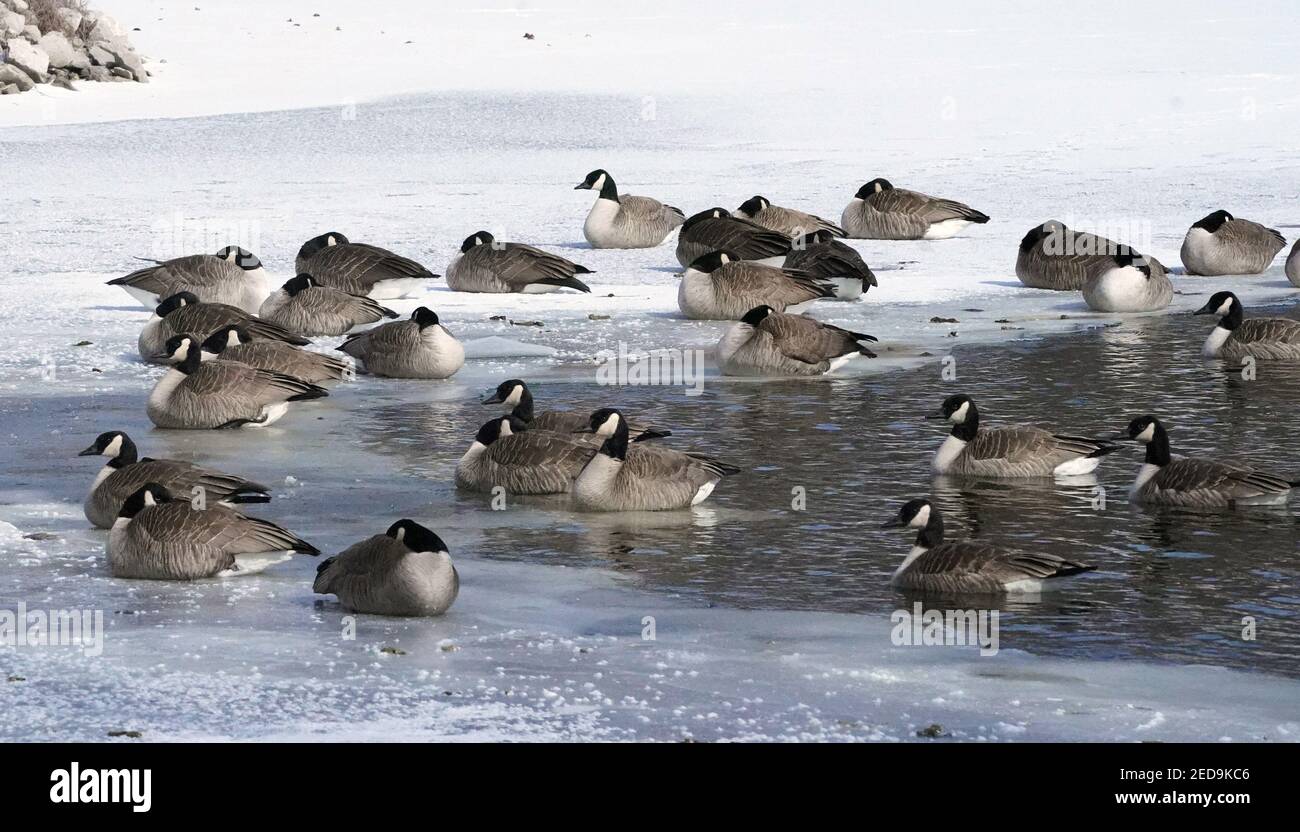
[678,251,835,320]
[575,169,685,249]
[929,394,1119,477]
[107,246,270,313]
[675,208,793,267]
[1180,210,1285,276]
[735,196,846,239]
[881,499,1094,594]
[482,379,670,441]
[1082,251,1174,313]
[445,231,593,294]
[78,430,269,529]
[1287,239,1300,287]
[148,334,329,429]
[314,520,458,616]
[109,484,318,580]
[295,232,438,299]
[338,307,465,379]
[258,274,398,336]
[139,292,309,363]
[717,305,877,376]
[841,179,989,240]
[200,325,353,383]
[572,409,741,511]
[782,230,878,300]
[1193,291,1300,360]
[1123,415,1297,507]
[1015,221,1129,290]
[455,416,597,495]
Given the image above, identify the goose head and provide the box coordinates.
[1191,210,1233,234]
[118,483,171,521]
[159,333,202,372]
[881,498,944,548]
[298,232,349,262]
[737,195,769,217]
[1110,250,1153,278]
[411,307,440,329]
[215,245,263,271]
[686,250,734,274]
[740,305,775,327]
[1020,220,1067,253]
[1123,415,1171,467]
[155,291,199,318]
[482,378,529,409]
[928,393,976,425]
[855,178,893,199]
[200,325,252,358]
[460,231,494,253]
[79,430,136,465]
[1193,290,1241,325]
[386,519,449,554]
[282,274,317,296]
[682,207,730,231]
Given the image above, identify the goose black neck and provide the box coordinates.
[1218,304,1243,331]
[599,420,631,461]
[916,510,945,549]
[177,348,202,374]
[951,404,979,442]
[1145,423,1171,467]
[109,436,138,468]
[598,174,619,201]
[510,388,535,423]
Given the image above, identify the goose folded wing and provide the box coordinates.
[759,314,862,364]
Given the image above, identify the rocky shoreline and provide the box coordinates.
[1,0,148,94]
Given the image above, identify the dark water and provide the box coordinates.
[442,308,1300,678]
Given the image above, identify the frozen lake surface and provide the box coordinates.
[3,2,1300,739]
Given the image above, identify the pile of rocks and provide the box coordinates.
[1,1,149,94]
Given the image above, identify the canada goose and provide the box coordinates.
[678,251,834,320]
[314,520,458,616]
[572,409,741,511]
[482,379,670,441]
[1082,251,1174,313]
[841,179,989,240]
[78,430,269,529]
[445,231,593,293]
[139,291,309,363]
[782,230,878,300]
[199,325,352,383]
[1122,415,1297,507]
[881,499,1094,594]
[735,196,846,239]
[928,394,1119,477]
[1287,239,1300,288]
[295,232,438,299]
[455,416,597,495]
[109,484,318,580]
[675,208,793,267]
[258,274,398,336]
[337,307,465,379]
[148,334,329,429]
[1015,221,1134,291]
[107,246,269,313]
[1180,210,1285,276]
[574,169,685,249]
[718,305,877,376]
[1193,291,1300,360]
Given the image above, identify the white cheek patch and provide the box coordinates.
[1136,423,1155,443]
[499,419,515,437]
[1216,299,1232,315]
[909,504,931,529]
[104,435,123,456]
[592,174,606,190]
[327,235,338,246]
[505,385,524,407]
[143,491,157,508]
[395,526,405,542]
[719,253,731,265]
[949,401,970,423]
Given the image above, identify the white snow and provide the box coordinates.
[1,0,1298,741]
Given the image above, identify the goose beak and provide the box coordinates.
[880,517,905,529]
[1104,433,1130,442]
[573,183,588,190]
[1192,303,1215,315]
[77,445,99,456]
[924,411,947,421]
[481,392,504,405]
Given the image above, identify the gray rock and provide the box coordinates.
[85,64,110,82]
[5,37,48,81]
[38,31,75,68]
[1,9,23,37]
[88,14,125,44]
[51,74,75,90]
[0,62,33,91]
[109,65,133,80]
[21,22,36,41]
[87,43,113,66]
[8,0,30,13]
[0,83,18,95]
[107,44,147,83]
